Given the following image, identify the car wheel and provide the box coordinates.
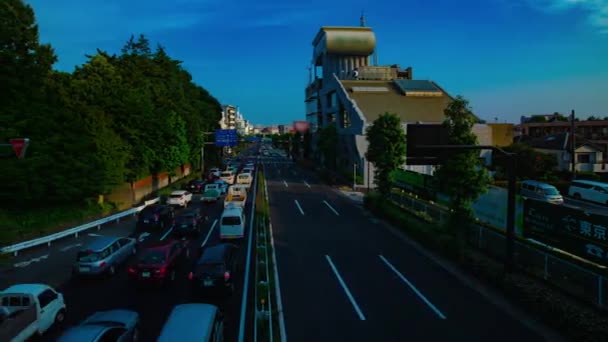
[55,309,66,325]
[109,265,116,275]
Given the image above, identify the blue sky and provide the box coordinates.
[28,0,608,125]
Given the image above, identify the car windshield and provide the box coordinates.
[221,172,231,177]
[544,188,560,196]
[197,262,225,273]
[222,216,241,225]
[170,194,183,198]
[139,251,166,265]
[239,175,249,179]
[77,251,103,262]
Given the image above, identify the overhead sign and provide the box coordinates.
[215,129,238,147]
[406,124,449,165]
[10,138,30,159]
[523,199,608,265]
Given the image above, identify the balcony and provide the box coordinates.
[306,78,323,99]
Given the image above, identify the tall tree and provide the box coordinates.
[365,113,406,195]
[435,96,491,255]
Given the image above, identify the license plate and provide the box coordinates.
[204,279,214,286]
[142,272,150,278]
[79,267,90,272]
[181,224,189,228]
[143,219,149,223]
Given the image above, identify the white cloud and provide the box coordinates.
[527,0,608,32]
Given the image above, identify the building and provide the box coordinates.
[304,19,470,186]
[220,105,237,130]
[517,133,607,174]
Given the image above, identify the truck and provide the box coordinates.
[200,184,221,203]
[0,284,66,342]
[224,185,248,208]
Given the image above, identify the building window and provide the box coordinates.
[326,92,337,108]
[577,153,591,164]
[340,105,350,129]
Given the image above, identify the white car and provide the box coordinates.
[0,283,66,341]
[166,190,193,208]
[236,173,253,188]
[220,171,235,185]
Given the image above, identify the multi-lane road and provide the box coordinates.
[262,156,562,341]
[0,172,259,341]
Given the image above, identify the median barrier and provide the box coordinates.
[0,197,160,256]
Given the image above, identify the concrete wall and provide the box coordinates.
[105,163,192,210]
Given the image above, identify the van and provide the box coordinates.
[219,206,245,240]
[157,304,224,342]
[73,236,137,277]
[520,180,563,205]
[568,180,608,206]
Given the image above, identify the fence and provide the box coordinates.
[388,191,608,309]
[1,198,160,256]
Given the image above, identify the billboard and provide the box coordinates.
[293,121,310,134]
[523,199,608,265]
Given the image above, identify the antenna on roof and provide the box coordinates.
[360,11,366,27]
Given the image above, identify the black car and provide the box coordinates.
[185,179,206,193]
[189,243,239,296]
[172,212,205,238]
[136,204,175,231]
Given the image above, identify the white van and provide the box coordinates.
[568,180,608,206]
[158,304,224,342]
[520,180,563,205]
[219,205,245,240]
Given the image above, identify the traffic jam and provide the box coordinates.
[0,147,262,341]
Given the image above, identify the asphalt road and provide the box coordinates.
[262,156,557,342]
[0,166,259,341]
[563,197,608,215]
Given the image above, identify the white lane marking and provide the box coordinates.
[325,255,366,321]
[14,254,49,268]
[160,226,174,241]
[323,200,340,216]
[283,180,288,188]
[303,181,311,188]
[201,219,218,247]
[294,200,305,215]
[137,232,151,242]
[88,233,102,237]
[60,243,82,252]
[379,255,447,319]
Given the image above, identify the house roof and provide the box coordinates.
[338,79,453,123]
[519,132,603,151]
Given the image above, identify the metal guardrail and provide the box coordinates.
[1,198,160,256]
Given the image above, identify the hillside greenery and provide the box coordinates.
[0,0,222,210]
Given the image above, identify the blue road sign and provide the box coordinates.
[215,129,238,147]
[245,136,261,142]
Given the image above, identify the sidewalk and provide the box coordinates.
[336,186,365,204]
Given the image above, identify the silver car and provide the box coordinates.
[57,309,140,342]
[73,236,137,276]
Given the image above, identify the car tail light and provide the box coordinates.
[154,214,160,221]
[100,262,106,268]
[188,272,193,280]
[128,267,136,274]
[224,271,230,281]
[157,266,166,277]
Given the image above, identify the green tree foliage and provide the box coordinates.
[0,1,221,208]
[303,131,312,158]
[365,113,406,195]
[291,132,302,160]
[494,143,557,180]
[317,125,338,170]
[435,96,491,254]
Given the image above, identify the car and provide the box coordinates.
[0,284,66,341]
[186,179,206,194]
[219,171,235,185]
[57,309,140,342]
[157,304,224,342]
[213,180,229,195]
[172,212,205,237]
[167,190,193,208]
[209,168,221,178]
[128,240,189,286]
[189,243,239,296]
[236,173,252,188]
[136,204,175,231]
[73,236,137,277]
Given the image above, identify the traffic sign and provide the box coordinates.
[245,136,261,142]
[10,138,30,159]
[215,129,238,147]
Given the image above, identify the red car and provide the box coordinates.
[128,240,189,286]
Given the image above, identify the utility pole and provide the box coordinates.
[353,162,357,191]
[367,159,371,193]
[570,109,576,177]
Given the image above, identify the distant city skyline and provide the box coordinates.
[28,0,608,125]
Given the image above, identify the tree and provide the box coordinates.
[435,96,492,255]
[303,131,312,158]
[365,113,406,196]
[291,132,302,160]
[317,125,338,170]
[494,143,557,180]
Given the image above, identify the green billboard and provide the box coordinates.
[523,199,608,265]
